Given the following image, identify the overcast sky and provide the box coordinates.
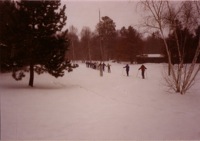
[62,0,141,34]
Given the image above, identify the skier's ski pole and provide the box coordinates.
[136,70,139,77]
[145,71,148,79]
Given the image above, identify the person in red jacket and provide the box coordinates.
[139,64,147,79]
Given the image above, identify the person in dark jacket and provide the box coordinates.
[123,64,130,76]
[107,63,111,73]
[99,62,103,76]
[139,64,147,79]
[102,62,106,71]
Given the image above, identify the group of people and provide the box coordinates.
[123,64,147,79]
[85,61,147,79]
[85,61,111,76]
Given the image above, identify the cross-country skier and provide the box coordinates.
[107,63,111,73]
[99,63,103,76]
[123,64,130,76]
[102,62,106,71]
[138,64,147,79]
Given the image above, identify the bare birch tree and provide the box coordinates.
[68,25,78,63]
[139,1,200,94]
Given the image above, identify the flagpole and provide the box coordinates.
[99,9,103,61]
[99,9,100,22]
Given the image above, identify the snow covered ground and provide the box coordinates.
[1,62,200,140]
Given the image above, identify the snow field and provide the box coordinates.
[1,62,200,140]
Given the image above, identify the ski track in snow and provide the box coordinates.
[78,84,135,106]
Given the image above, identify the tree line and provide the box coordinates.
[67,18,164,63]
[67,16,199,65]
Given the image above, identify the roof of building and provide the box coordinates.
[137,54,165,58]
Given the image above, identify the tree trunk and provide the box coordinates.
[29,64,34,87]
[168,62,171,76]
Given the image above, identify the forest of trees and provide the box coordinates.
[66,16,199,64]
[67,22,164,63]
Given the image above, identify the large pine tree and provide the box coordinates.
[0,0,72,87]
[96,16,116,61]
[0,0,19,72]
